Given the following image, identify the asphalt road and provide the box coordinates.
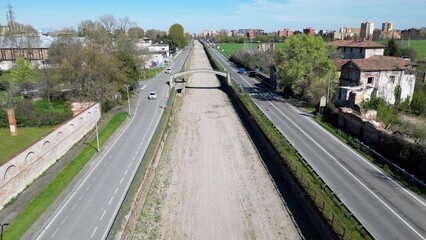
[208,44,426,240]
[32,48,190,240]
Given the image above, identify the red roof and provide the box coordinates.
[334,59,350,70]
[347,55,417,71]
[332,40,385,48]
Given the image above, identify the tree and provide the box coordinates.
[145,29,160,41]
[168,23,187,48]
[10,57,38,90]
[128,27,144,39]
[99,14,117,36]
[117,16,135,33]
[4,22,41,62]
[78,19,110,48]
[385,38,399,56]
[113,33,143,83]
[275,34,336,105]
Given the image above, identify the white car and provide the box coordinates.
[148,91,157,100]
[165,68,172,74]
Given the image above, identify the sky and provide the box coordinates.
[5,0,426,34]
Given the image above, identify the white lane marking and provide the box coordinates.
[51,228,59,238]
[78,193,85,200]
[132,155,136,161]
[35,68,146,240]
[90,227,98,239]
[304,116,426,208]
[120,177,124,184]
[70,203,77,211]
[114,187,119,195]
[128,162,132,167]
[108,197,114,205]
[101,90,164,240]
[100,210,106,221]
[60,215,69,224]
[266,100,425,239]
[124,169,128,175]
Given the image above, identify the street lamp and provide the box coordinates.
[1,223,9,240]
[314,65,331,104]
[124,85,131,116]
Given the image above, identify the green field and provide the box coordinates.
[217,42,286,58]
[218,40,426,61]
[397,39,426,60]
[0,126,54,164]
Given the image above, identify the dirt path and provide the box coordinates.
[130,41,301,240]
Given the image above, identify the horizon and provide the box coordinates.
[5,0,426,34]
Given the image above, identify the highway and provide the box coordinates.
[31,48,190,240]
[208,44,426,240]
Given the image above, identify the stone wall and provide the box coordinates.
[0,103,101,210]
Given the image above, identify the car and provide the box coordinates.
[165,68,172,74]
[148,91,157,100]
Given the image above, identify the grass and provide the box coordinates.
[2,112,128,239]
[397,39,426,60]
[218,42,286,58]
[0,126,54,164]
[32,100,69,113]
[204,45,372,239]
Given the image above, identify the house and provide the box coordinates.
[336,55,417,107]
[332,40,385,59]
[0,35,55,70]
[136,38,170,68]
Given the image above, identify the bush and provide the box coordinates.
[363,96,399,125]
[0,100,72,128]
[410,85,426,116]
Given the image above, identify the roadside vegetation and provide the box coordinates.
[2,112,128,239]
[0,16,189,238]
[205,46,372,239]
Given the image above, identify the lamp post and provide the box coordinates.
[124,85,131,116]
[1,223,9,240]
[314,65,331,104]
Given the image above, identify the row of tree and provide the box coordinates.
[2,16,188,113]
[230,34,336,106]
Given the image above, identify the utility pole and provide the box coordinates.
[6,1,14,29]
[124,85,131,116]
[1,223,9,240]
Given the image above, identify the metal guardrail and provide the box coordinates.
[240,90,374,239]
[354,138,426,191]
[105,89,176,239]
[203,44,374,239]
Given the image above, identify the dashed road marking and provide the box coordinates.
[90,227,98,239]
[100,210,106,221]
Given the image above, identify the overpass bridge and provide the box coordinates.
[170,69,230,92]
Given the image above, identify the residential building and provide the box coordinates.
[303,27,315,35]
[332,40,385,59]
[0,35,55,70]
[336,55,417,106]
[277,28,293,40]
[136,38,170,68]
[360,21,374,40]
[382,22,393,32]
[338,27,361,40]
[238,29,265,39]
